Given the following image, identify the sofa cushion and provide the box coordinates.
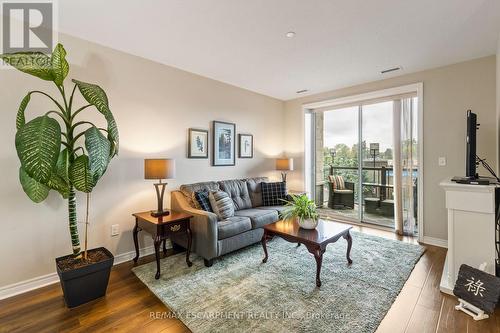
[194,190,212,212]
[261,181,287,206]
[217,216,252,240]
[180,181,220,208]
[333,189,353,194]
[219,179,252,210]
[258,205,288,215]
[234,208,278,229]
[245,177,268,207]
[209,191,235,220]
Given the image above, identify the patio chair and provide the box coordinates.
[380,199,394,217]
[327,175,355,209]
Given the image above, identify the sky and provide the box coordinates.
[323,101,394,151]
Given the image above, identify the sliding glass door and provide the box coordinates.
[318,106,361,222]
[310,95,419,234]
[361,101,394,227]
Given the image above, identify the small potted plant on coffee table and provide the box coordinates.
[281,194,319,229]
[1,44,119,307]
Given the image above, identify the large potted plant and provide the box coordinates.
[281,194,320,229]
[1,44,119,307]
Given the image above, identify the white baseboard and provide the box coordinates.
[0,244,161,301]
[114,245,156,265]
[422,236,448,248]
[0,272,60,301]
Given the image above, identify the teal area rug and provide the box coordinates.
[132,231,424,333]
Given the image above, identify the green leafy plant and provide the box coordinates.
[281,194,319,222]
[1,44,119,259]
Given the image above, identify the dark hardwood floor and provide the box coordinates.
[0,251,189,333]
[0,225,499,333]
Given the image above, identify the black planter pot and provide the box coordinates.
[56,247,114,308]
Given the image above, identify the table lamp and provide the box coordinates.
[275,158,294,182]
[144,159,175,217]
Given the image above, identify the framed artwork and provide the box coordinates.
[212,121,235,166]
[238,134,253,158]
[188,128,209,158]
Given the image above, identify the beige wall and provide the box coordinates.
[284,56,497,241]
[0,33,497,290]
[497,35,500,170]
[0,34,284,288]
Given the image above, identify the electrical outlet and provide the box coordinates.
[438,157,446,166]
[111,224,119,236]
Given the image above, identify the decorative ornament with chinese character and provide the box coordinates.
[453,264,500,320]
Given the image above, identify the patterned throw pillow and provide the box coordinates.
[194,190,212,212]
[261,182,287,206]
[329,175,345,190]
[209,191,235,220]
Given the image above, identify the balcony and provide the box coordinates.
[316,165,418,229]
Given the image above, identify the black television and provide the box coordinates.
[466,110,477,179]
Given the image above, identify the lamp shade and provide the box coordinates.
[275,158,294,171]
[144,159,175,180]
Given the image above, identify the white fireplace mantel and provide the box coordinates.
[439,179,498,294]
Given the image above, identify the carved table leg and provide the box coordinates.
[343,230,353,265]
[261,231,269,263]
[306,245,325,287]
[133,219,140,263]
[186,222,193,267]
[314,251,324,287]
[153,235,162,279]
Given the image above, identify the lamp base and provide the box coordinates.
[151,181,169,218]
[281,172,287,182]
[150,210,170,218]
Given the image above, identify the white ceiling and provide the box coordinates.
[58,0,500,100]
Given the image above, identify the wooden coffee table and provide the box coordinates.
[261,219,353,287]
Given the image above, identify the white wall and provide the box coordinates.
[284,56,497,242]
[0,34,284,288]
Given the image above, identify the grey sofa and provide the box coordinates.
[170,177,286,267]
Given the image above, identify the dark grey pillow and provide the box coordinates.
[261,182,287,206]
[194,190,212,212]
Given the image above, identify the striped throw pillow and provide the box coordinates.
[209,191,235,220]
[194,190,213,212]
[329,175,345,190]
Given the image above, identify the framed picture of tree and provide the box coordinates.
[188,128,209,158]
[212,121,236,166]
[238,134,253,158]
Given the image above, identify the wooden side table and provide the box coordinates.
[132,210,193,279]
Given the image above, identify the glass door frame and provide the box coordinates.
[303,83,424,240]
[357,105,363,222]
[318,103,391,226]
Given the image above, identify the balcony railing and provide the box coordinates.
[321,165,418,202]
